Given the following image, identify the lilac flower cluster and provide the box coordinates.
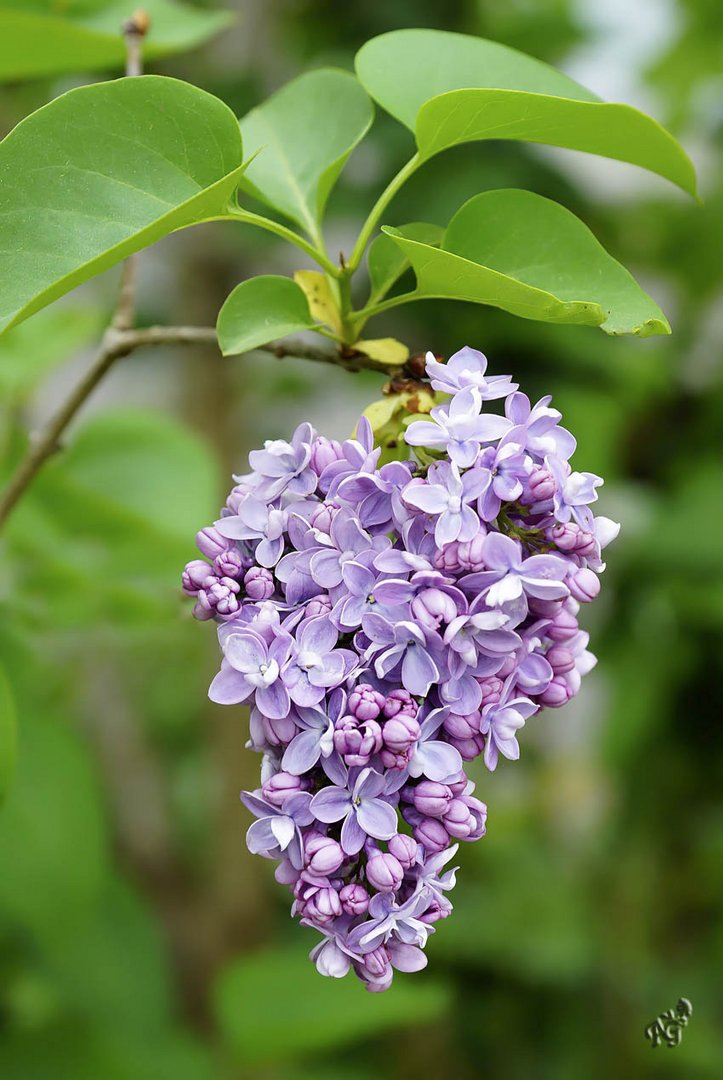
[183,346,618,990]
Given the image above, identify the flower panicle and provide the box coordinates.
[182,346,619,990]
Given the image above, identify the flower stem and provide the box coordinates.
[346,153,421,272]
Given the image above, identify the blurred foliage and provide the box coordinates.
[0,1,722,1078]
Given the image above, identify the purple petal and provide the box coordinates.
[255,680,291,720]
[282,729,322,774]
[401,646,439,696]
[356,797,398,841]
[482,532,521,571]
[340,810,367,855]
[224,632,267,674]
[387,941,428,972]
[417,740,463,782]
[246,818,278,855]
[310,786,351,823]
[208,666,252,705]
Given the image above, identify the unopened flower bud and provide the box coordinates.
[546,645,575,674]
[339,882,369,916]
[195,526,231,560]
[568,566,600,603]
[305,594,332,619]
[366,851,404,892]
[182,559,214,594]
[413,816,450,854]
[537,677,571,708]
[413,780,453,818]
[305,834,345,876]
[261,771,309,807]
[388,833,418,869]
[310,436,344,476]
[244,565,275,600]
[214,548,245,578]
[348,683,385,721]
[526,465,556,502]
[547,607,579,642]
[443,798,476,839]
[477,677,504,706]
[383,689,418,720]
[333,715,382,767]
[456,532,487,571]
[382,712,420,753]
[362,945,392,981]
[460,795,487,840]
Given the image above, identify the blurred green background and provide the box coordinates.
[0,1,722,1077]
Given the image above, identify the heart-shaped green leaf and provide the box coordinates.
[217,276,317,356]
[0,0,234,81]
[381,190,670,337]
[239,68,373,236]
[368,222,443,300]
[356,29,696,197]
[0,76,245,335]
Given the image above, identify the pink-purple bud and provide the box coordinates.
[460,795,487,840]
[546,644,575,675]
[261,712,297,746]
[443,798,476,839]
[366,851,404,892]
[333,715,382,767]
[413,816,450,854]
[305,834,345,876]
[411,587,458,631]
[214,549,246,578]
[382,712,421,754]
[568,566,600,603]
[419,895,451,925]
[382,689,418,720]
[547,606,579,642]
[339,882,369,916]
[412,780,453,818]
[182,559,214,594]
[537,677,571,708]
[261,771,309,807]
[362,945,392,982]
[195,526,231,560]
[478,676,504,706]
[388,833,418,869]
[304,884,342,926]
[526,465,556,502]
[244,565,275,600]
[348,683,385,721]
[310,436,344,476]
[196,578,242,619]
[305,594,332,619]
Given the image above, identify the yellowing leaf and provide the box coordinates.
[355,338,409,365]
[293,271,342,337]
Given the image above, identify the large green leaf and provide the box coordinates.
[214,942,451,1066]
[356,29,696,196]
[0,76,245,335]
[0,0,233,81]
[367,221,443,300]
[239,68,373,235]
[381,190,669,337]
[217,275,316,355]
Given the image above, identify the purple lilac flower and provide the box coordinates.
[310,767,398,855]
[405,387,511,468]
[184,343,617,990]
[425,346,518,399]
[402,460,487,546]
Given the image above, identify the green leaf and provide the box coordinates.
[0,664,17,803]
[214,942,451,1066]
[0,1,234,81]
[355,29,696,196]
[382,190,670,337]
[217,276,316,356]
[239,68,373,235]
[367,222,443,300]
[0,76,245,335]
